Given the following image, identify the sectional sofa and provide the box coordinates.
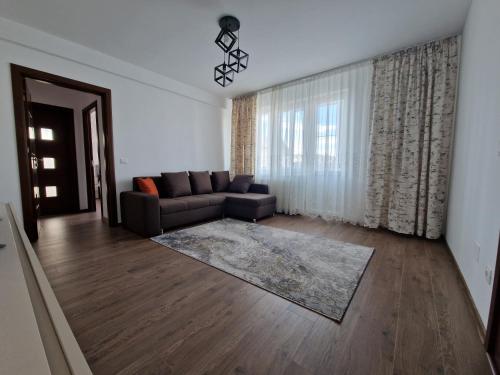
[120,171,276,237]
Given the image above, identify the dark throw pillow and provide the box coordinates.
[161,172,192,198]
[211,171,231,192]
[189,171,213,195]
[228,174,254,194]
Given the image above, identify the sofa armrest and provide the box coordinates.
[120,191,161,237]
[248,183,269,194]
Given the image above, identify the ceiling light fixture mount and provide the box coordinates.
[219,15,240,33]
[214,15,249,87]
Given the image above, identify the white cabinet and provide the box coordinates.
[0,203,92,375]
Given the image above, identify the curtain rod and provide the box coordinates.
[232,33,460,100]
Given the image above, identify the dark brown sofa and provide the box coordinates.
[120,173,276,237]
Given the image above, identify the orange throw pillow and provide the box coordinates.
[137,178,159,196]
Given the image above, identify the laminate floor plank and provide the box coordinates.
[302,231,404,375]
[425,240,491,375]
[393,238,444,375]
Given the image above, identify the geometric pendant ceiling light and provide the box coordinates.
[215,20,237,53]
[228,47,249,73]
[214,15,249,87]
[214,61,235,87]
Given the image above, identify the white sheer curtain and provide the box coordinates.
[255,61,373,224]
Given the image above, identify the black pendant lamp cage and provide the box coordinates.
[214,16,249,87]
[228,49,249,73]
[214,53,234,87]
[215,28,237,53]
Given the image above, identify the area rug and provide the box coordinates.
[151,219,374,321]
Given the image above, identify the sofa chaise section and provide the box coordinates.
[214,190,276,222]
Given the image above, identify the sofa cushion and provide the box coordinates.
[159,199,187,214]
[174,196,210,210]
[215,192,276,207]
[189,171,213,194]
[211,171,230,192]
[228,175,254,193]
[159,196,210,214]
[194,194,226,206]
[161,172,192,198]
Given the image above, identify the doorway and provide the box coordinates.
[82,101,103,217]
[11,64,118,242]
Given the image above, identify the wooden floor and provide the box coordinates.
[33,210,491,375]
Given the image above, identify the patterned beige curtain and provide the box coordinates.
[231,94,257,176]
[364,36,459,239]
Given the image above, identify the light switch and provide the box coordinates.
[486,266,493,285]
[120,157,128,165]
[474,241,480,262]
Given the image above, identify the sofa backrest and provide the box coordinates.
[132,176,167,197]
[133,171,249,198]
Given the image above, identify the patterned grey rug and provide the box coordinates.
[152,219,374,321]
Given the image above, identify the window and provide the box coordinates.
[316,102,341,171]
[255,112,271,176]
[40,128,54,141]
[254,60,372,222]
[45,186,58,198]
[33,186,40,198]
[29,127,35,140]
[42,157,56,169]
[281,110,304,166]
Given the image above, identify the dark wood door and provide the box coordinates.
[32,103,80,216]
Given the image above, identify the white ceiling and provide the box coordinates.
[0,0,471,99]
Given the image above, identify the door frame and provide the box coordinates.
[82,100,99,214]
[486,232,500,373]
[11,64,118,241]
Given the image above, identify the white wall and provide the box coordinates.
[446,0,500,326]
[0,16,228,222]
[26,79,98,211]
